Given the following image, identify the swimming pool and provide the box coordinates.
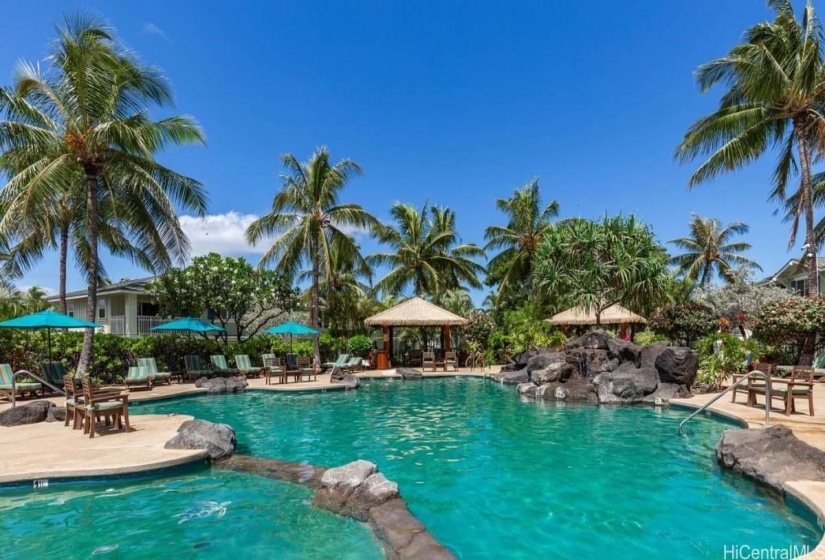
[2,378,821,558]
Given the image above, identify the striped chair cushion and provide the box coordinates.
[211,355,228,370]
[125,366,150,383]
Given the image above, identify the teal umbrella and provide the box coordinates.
[0,309,101,361]
[265,321,319,352]
[151,317,225,340]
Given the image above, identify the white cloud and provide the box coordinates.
[17,284,56,296]
[180,212,269,259]
[143,23,171,43]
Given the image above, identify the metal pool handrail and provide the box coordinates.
[678,371,769,435]
[11,369,65,408]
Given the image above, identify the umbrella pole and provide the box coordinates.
[48,328,51,363]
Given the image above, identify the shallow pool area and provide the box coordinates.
[2,378,821,558]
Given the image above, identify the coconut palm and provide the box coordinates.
[246,146,380,364]
[484,178,559,307]
[675,0,825,298]
[668,214,761,286]
[369,202,485,299]
[0,15,206,373]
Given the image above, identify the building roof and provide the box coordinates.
[45,276,158,302]
[364,297,468,327]
[546,304,646,326]
[761,256,825,284]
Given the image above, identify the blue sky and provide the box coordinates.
[0,1,802,303]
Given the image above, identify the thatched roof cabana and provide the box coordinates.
[546,304,646,326]
[364,297,468,327]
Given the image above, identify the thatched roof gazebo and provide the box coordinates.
[364,297,467,369]
[546,304,646,326]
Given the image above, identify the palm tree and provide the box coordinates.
[484,178,559,306]
[0,15,206,373]
[246,146,379,365]
[369,202,485,298]
[675,0,825,298]
[668,214,761,286]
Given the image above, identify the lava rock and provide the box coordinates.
[526,351,565,374]
[654,347,699,387]
[594,367,658,404]
[165,419,237,461]
[531,360,576,384]
[347,473,401,519]
[329,366,345,381]
[0,400,54,426]
[642,382,688,404]
[320,459,377,495]
[517,382,537,397]
[330,373,360,390]
[547,378,598,402]
[717,425,825,492]
[607,339,642,365]
[396,368,423,380]
[195,376,248,394]
[564,330,611,351]
[45,406,67,423]
[639,342,669,369]
[491,368,529,384]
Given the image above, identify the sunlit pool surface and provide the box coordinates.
[1,379,820,559]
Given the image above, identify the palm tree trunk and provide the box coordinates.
[58,223,68,315]
[77,169,99,376]
[310,239,321,367]
[796,120,819,299]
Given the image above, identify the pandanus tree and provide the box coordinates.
[0,15,207,373]
[675,0,825,298]
[668,214,761,286]
[369,202,486,299]
[484,178,559,308]
[246,147,380,365]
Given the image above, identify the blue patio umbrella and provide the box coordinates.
[0,309,101,361]
[265,321,319,352]
[151,317,225,340]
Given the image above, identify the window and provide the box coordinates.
[66,303,74,318]
[97,298,107,320]
[790,278,809,296]
[138,302,159,317]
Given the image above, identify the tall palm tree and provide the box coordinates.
[484,178,559,306]
[0,15,206,373]
[246,146,379,364]
[668,214,761,286]
[675,0,825,298]
[369,202,485,298]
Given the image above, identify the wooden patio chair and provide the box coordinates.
[445,351,458,372]
[731,362,772,403]
[262,354,283,385]
[78,377,130,439]
[779,366,815,416]
[422,351,435,372]
[63,375,83,429]
[296,356,317,382]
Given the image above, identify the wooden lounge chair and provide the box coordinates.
[235,355,263,378]
[262,354,284,385]
[63,375,83,429]
[138,358,172,385]
[39,361,67,394]
[322,353,350,371]
[731,362,772,403]
[0,363,41,401]
[124,365,152,389]
[445,351,458,372]
[422,351,435,372]
[296,356,317,382]
[184,355,214,380]
[210,355,239,377]
[78,377,129,439]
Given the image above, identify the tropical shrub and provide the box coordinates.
[633,329,669,346]
[502,304,566,354]
[696,332,767,391]
[695,271,791,325]
[347,334,373,357]
[648,302,717,347]
[751,297,825,362]
[464,310,495,348]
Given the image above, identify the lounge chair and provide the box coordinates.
[445,351,458,372]
[40,361,67,394]
[137,358,172,385]
[0,363,41,401]
[342,356,362,373]
[78,377,129,438]
[422,351,435,372]
[184,355,214,380]
[124,365,152,389]
[262,354,284,385]
[210,355,239,377]
[322,353,350,371]
[296,356,317,382]
[235,354,262,378]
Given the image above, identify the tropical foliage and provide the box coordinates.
[246,147,379,363]
[675,0,825,298]
[696,332,767,390]
[147,253,299,343]
[751,296,825,361]
[533,215,670,323]
[0,15,206,373]
[668,214,760,285]
[648,302,718,347]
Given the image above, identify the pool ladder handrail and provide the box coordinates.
[678,370,769,435]
[11,369,65,408]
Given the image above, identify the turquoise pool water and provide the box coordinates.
[2,379,821,559]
